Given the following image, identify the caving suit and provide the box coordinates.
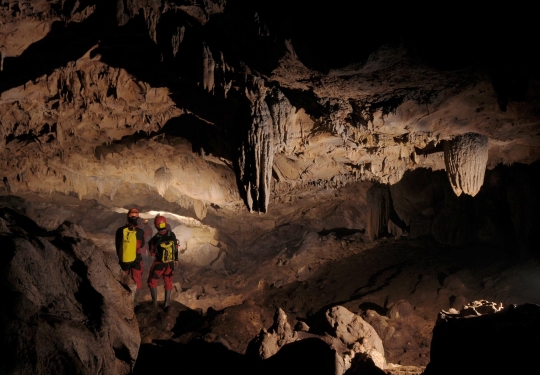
[147,229,179,291]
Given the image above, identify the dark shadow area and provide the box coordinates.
[133,336,343,375]
[345,355,387,375]
[203,6,285,75]
[388,164,540,259]
[424,303,540,375]
[70,260,104,330]
[89,14,166,86]
[318,227,364,239]
[414,141,444,156]
[399,6,538,73]
[0,1,118,93]
[171,308,210,338]
[247,0,403,73]
[259,338,336,375]
[492,69,530,112]
[279,87,328,119]
[133,340,253,375]
[157,113,233,160]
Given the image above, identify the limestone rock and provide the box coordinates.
[443,133,489,197]
[440,299,503,318]
[424,302,540,375]
[239,78,275,213]
[387,299,415,320]
[325,305,387,370]
[246,307,297,359]
[0,207,140,375]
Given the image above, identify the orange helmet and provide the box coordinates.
[154,215,167,230]
[127,208,139,226]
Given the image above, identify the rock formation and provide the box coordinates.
[366,184,391,241]
[324,305,387,372]
[423,301,540,375]
[443,133,489,197]
[0,1,539,374]
[0,207,140,375]
[246,307,297,359]
[0,0,537,216]
[246,304,388,374]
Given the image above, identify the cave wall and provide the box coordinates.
[0,0,538,263]
[0,0,538,217]
[389,162,540,259]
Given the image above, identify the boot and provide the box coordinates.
[163,290,171,311]
[133,289,140,307]
[150,287,158,308]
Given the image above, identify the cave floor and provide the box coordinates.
[91,229,540,370]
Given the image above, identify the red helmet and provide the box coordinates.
[127,208,139,226]
[154,215,167,230]
[127,208,140,219]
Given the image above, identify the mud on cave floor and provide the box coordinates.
[126,232,540,372]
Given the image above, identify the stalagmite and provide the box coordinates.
[443,133,489,197]
[366,184,390,241]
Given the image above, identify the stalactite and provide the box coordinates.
[142,7,159,44]
[154,167,172,196]
[171,26,185,57]
[443,132,489,197]
[239,80,274,213]
[202,42,215,94]
[265,87,295,153]
[366,184,390,241]
[193,200,207,220]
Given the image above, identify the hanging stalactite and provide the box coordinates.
[443,133,489,197]
[238,78,274,213]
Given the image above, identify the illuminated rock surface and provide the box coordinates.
[0,1,539,374]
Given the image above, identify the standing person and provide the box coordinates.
[147,215,179,311]
[115,208,145,306]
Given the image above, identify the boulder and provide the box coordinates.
[423,301,540,375]
[0,208,140,375]
[246,307,298,359]
[325,305,387,371]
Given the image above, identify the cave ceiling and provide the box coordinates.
[0,0,538,225]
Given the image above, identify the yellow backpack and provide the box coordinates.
[156,232,177,263]
[121,227,138,263]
